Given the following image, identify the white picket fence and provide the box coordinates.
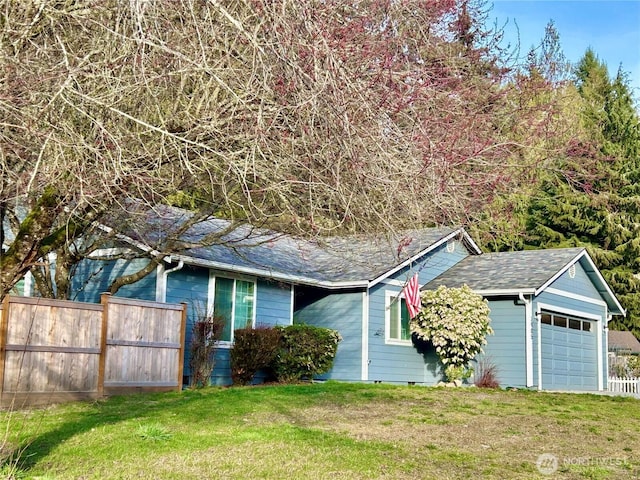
[608,376,640,395]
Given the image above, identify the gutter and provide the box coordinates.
[169,253,369,290]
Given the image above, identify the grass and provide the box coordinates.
[1,382,639,479]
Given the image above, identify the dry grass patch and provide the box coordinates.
[2,383,639,479]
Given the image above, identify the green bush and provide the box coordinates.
[411,285,492,382]
[272,324,341,383]
[230,326,282,385]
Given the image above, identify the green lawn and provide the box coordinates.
[2,383,639,479]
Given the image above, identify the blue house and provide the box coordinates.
[67,206,624,391]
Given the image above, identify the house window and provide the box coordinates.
[211,276,255,342]
[387,292,411,343]
[541,311,593,333]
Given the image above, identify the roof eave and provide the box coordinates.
[368,228,479,288]
[170,253,368,289]
[473,288,536,297]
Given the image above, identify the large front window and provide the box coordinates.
[387,292,411,343]
[211,276,255,342]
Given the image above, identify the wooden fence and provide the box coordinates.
[0,294,187,407]
[608,376,640,395]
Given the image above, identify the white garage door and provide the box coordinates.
[541,312,598,391]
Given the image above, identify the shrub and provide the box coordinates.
[272,324,341,383]
[411,285,492,382]
[627,356,640,377]
[474,358,500,388]
[188,314,226,388]
[230,326,282,385]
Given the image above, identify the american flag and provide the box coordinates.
[403,273,421,319]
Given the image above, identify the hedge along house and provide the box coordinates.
[423,249,625,391]
[68,205,481,386]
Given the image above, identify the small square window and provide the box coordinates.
[582,321,591,332]
[569,319,581,330]
[553,316,567,328]
[541,313,552,325]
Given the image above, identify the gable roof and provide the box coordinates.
[423,247,625,316]
[608,330,640,354]
[112,205,481,289]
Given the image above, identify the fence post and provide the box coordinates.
[0,295,10,400]
[97,293,111,397]
[177,303,188,390]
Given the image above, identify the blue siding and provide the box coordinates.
[256,279,292,327]
[481,300,527,388]
[71,258,156,303]
[294,291,363,382]
[367,240,471,384]
[549,263,602,299]
[166,265,210,383]
[367,283,439,383]
[167,267,295,386]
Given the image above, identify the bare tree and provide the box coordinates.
[1,0,534,299]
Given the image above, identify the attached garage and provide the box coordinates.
[424,247,625,392]
[540,311,598,391]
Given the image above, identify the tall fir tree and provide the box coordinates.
[476,45,640,338]
[527,51,640,337]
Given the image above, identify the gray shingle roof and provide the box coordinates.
[185,225,460,285]
[423,247,625,315]
[423,248,586,292]
[118,204,471,287]
[608,330,640,354]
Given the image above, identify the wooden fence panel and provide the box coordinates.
[2,297,102,396]
[0,295,186,407]
[103,296,184,393]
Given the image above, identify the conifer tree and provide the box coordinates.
[519,50,640,337]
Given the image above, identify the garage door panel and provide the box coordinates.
[541,313,598,391]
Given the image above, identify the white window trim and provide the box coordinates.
[207,271,257,347]
[384,290,412,346]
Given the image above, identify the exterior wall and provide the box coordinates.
[294,291,364,382]
[534,263,608,391]
[478,264,608,392]
[166,266,294,386]
[256,279,293,327]
[71,258,157,303]
[367,239,471,384]
[480,299,527,387]
[72,260,295,386]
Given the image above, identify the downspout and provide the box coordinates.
[361,289,369,382]
[519,292,534,387]
[599,311,611,391]
[537,304,542,390]
[157,259,184,303]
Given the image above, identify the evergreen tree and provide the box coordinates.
[524,51,640,337]
[477,46,640,338]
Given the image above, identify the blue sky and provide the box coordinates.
[488,1,640,94]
